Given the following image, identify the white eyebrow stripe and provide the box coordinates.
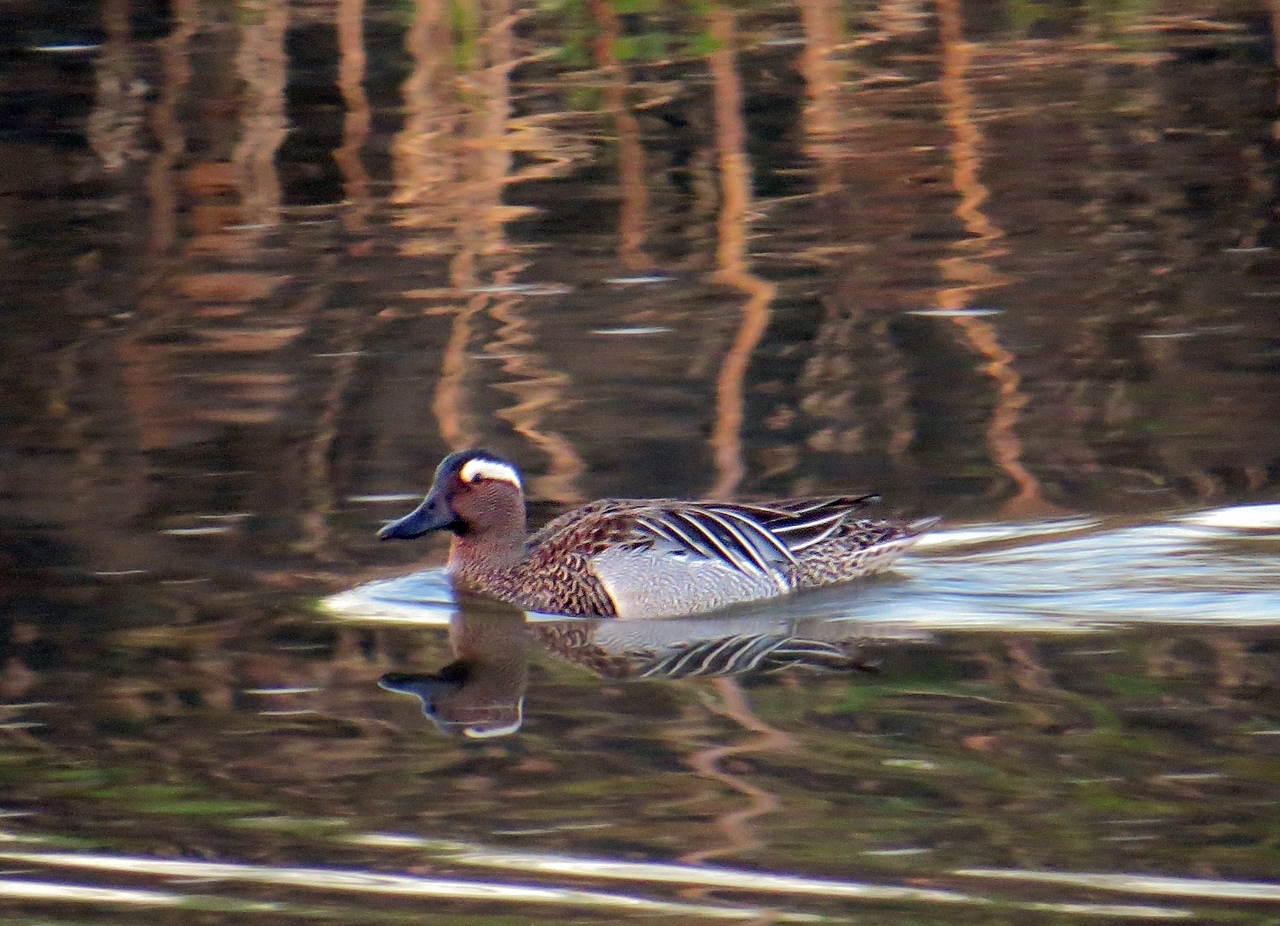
[459,458,522,488]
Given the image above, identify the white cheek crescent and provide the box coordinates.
[460,458,522,489]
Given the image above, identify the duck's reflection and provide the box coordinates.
[379,594,529,739]
[379,590,875,738]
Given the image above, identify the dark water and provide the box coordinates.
[4,0,1280,922]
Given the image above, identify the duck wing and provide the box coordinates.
[750,495,884,552]
[522,500,650,565]
[627,495,881,578]
[525,494,881,580]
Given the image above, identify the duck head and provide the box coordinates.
[378,449,526,542]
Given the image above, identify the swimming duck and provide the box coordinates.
[377,449,937,619]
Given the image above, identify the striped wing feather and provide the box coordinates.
[633,634,869,678]
[636,496,881,576]
[528,495,881,579]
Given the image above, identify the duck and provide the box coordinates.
[377,448,937,619]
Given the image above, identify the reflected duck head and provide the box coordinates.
[379,664,524,738]
[378,449,526,543]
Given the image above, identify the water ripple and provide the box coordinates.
[0,852,811,921]
[326,503,1280,632]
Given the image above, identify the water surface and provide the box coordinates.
[3,0,1280,922]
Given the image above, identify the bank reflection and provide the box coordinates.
[378,589,876,738]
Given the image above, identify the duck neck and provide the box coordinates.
[449,512,528,576]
